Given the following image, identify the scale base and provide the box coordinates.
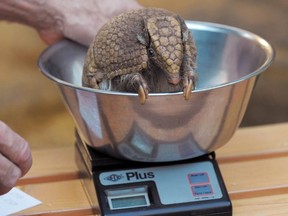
[75,136,232,216]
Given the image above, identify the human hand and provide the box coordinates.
[0,0,142,46]
[0,121,32,195]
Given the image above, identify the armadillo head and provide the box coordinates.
[146,16,183,85]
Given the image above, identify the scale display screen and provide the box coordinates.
[110,195,148,209]
[106,186,150,210]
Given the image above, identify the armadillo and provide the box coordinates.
[82,8,197,104]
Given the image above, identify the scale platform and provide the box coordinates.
[75,133,232,216]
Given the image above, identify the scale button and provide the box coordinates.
[188,172,209,184]
[191,184,214,196]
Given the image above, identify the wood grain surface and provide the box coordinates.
[15,123,288,215]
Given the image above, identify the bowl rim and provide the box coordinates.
[38,21,275,97]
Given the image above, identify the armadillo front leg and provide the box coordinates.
[183,70,197,100]
[117,73,149,105]
[178,16,197,100]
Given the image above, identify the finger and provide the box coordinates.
[0,153,21,195]
[38,29,64,45]
[0,121,32,177]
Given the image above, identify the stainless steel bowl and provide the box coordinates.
[38,21,274,162]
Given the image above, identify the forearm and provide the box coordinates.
[0,0,64,43]
[0,0,142,45]
[58,0,143,46]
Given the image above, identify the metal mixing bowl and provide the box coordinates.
[38,21,274,162]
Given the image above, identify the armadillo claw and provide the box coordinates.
[183,79,194,100]
[138,85,148,105]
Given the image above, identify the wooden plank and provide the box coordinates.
[16,180,95,216]
[233,190,288,216]
[19,146,78,185]
[220,157,288,194]
[217,123,288,161]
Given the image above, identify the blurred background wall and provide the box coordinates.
[0,0,287,149]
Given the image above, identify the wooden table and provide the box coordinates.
[16,123,288,215]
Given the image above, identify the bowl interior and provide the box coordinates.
[40,21,274,94]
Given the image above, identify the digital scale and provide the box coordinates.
[75,132,232,216]
[38,19,274,216]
